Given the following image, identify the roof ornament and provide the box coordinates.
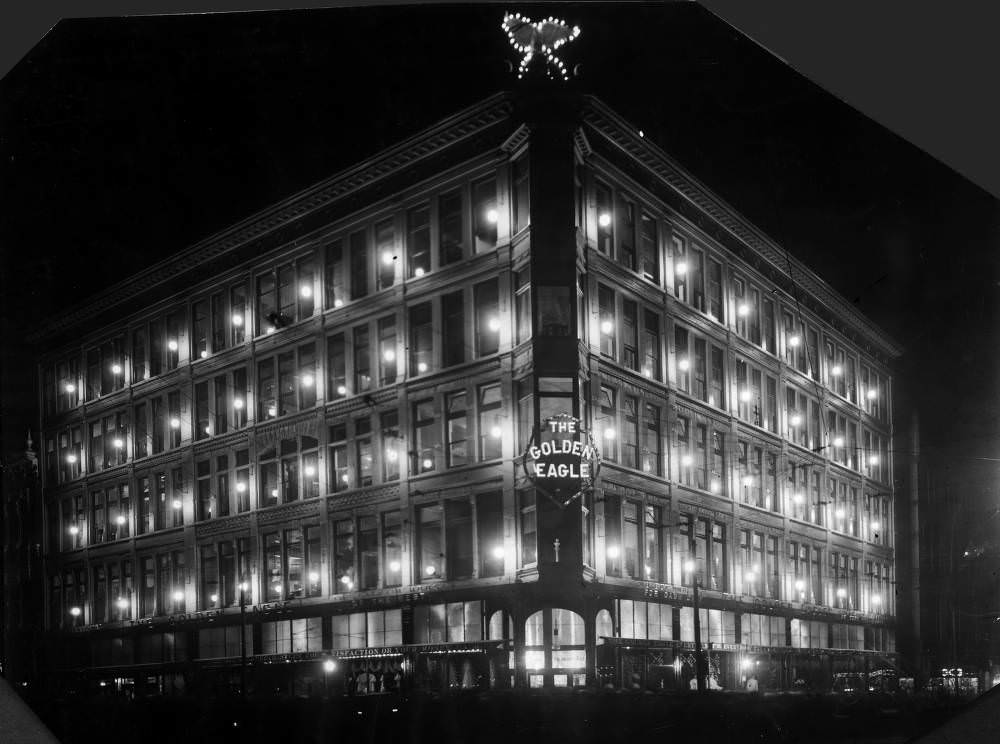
[501,12,581,81]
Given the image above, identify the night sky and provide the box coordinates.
[2,3,998,515]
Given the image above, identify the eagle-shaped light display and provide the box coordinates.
[501,12,581,81]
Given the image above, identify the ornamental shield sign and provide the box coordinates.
[521,414,600,507]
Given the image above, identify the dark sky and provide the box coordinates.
[2,3,999,507]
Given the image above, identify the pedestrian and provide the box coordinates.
[747,675,759,694]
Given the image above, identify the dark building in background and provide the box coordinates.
[29,66,904,698]
[1,433,45,686]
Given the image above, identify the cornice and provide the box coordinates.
[30,93,515,344]
[581,96,904,361]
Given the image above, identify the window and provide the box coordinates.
[327,332,347,398]
[55,356,81,412]
[478,491,504,577]
[622,301,638,372]
[442,290,465,368]
[417,503,443,581]
[350,229,368,300]
[355,416,373,487]
[375,219,396,291]
[515,267,532,344]
[617,194,636,270]
[641,404,661,476]
[264,529,307,601]
[378,315,397,386]
[382,512,402,587]
[679,514,727,592]
[409,303,433,376]
[258,435,319,507]
[598,284,615,358]
[324,239,345,309]
[257,257,315,333]
[327,423,349,492]
[381,410,400,481]
[478,383,502,460]
[474,279,500,357]
[638,311,661,381]
[473,176,499,252]
[596,386,617,462]
[439,188,464,265]
[353,325,371,393]
[407,204,430,278]
[519,489,537,567]
[132,310,185,381]
[639,212,659,282]
[445,391,468,468]
[84,337,126,399]
[257,344,314,419]
[511,157,529,234]
[413,399,438,474]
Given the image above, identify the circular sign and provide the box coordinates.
[522,414,600,506]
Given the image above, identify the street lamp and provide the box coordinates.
[323,658,336,697]
[683,559,707,693]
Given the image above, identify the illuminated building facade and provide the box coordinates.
[34,81,901,696]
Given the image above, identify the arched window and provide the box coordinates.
[595,609,613,645]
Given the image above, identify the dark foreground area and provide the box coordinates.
[20,689,972,744]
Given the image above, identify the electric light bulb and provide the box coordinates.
[867,389,878,400]
[793,493,805,505]
[300,284,312,298]
[334,299,344,308]
[417,362,428,373]
[871,521,881,531]
[422,458,433,469]
[836,588,847,599]
[204,426,211,434]
[869,455,879,465]
[170,418,181,429]
[675,261,688,276]
[414,267,425,277]
[487,316,500,332]
[115,515,126,525]
[788,335,801,348]
[425,565,436,576]
[790,414,802,427]
[486,208,498,223]
[389,561,401,572]
[743,476,754,487]
[172,590,184,602]
[266,326,276,334]
[308,572,320,583]
[323,659,336,673]
[66,453,77,464]
[492,545,505,560]
[236,482,246,493]
[678,358,690,371]
[271,488,279,498]
[739,389,752,403]
[794,580,805,592]
[598,213,612,229]
[606,545,620,559]
[336,385,347,396]
[304,465,316,477]
[383,349,395,362]
[231,313,243,326]
[167,340,178,352]
[603,427,616,440]
[833,436,844,447]
[113,438,124,448]
[268,406,277,417]
[490,425,502,439]
[116,598,128,609]
[831,365,842,376]
[233,398,244,410]
[871,594,882,606]
[172,499,182,509]
[69,606,81,617]
[200,350,208,359]
[681,454,693,467]
[341,474,349,484]
[381,251,394,266]
[386,448,398,462]
[710,480,721,494]
[600,320,613,334]
[683,560,696,574]
[745,572,756,583]
[111,364,122,374]
[68,525,79,536]
[737,303,750,317]
[835,508,845,520]
[64,382,76,393]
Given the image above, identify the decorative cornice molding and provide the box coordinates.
[581,97,903,360]
[30,93,515,343]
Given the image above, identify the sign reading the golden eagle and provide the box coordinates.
[522,414,600,507]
